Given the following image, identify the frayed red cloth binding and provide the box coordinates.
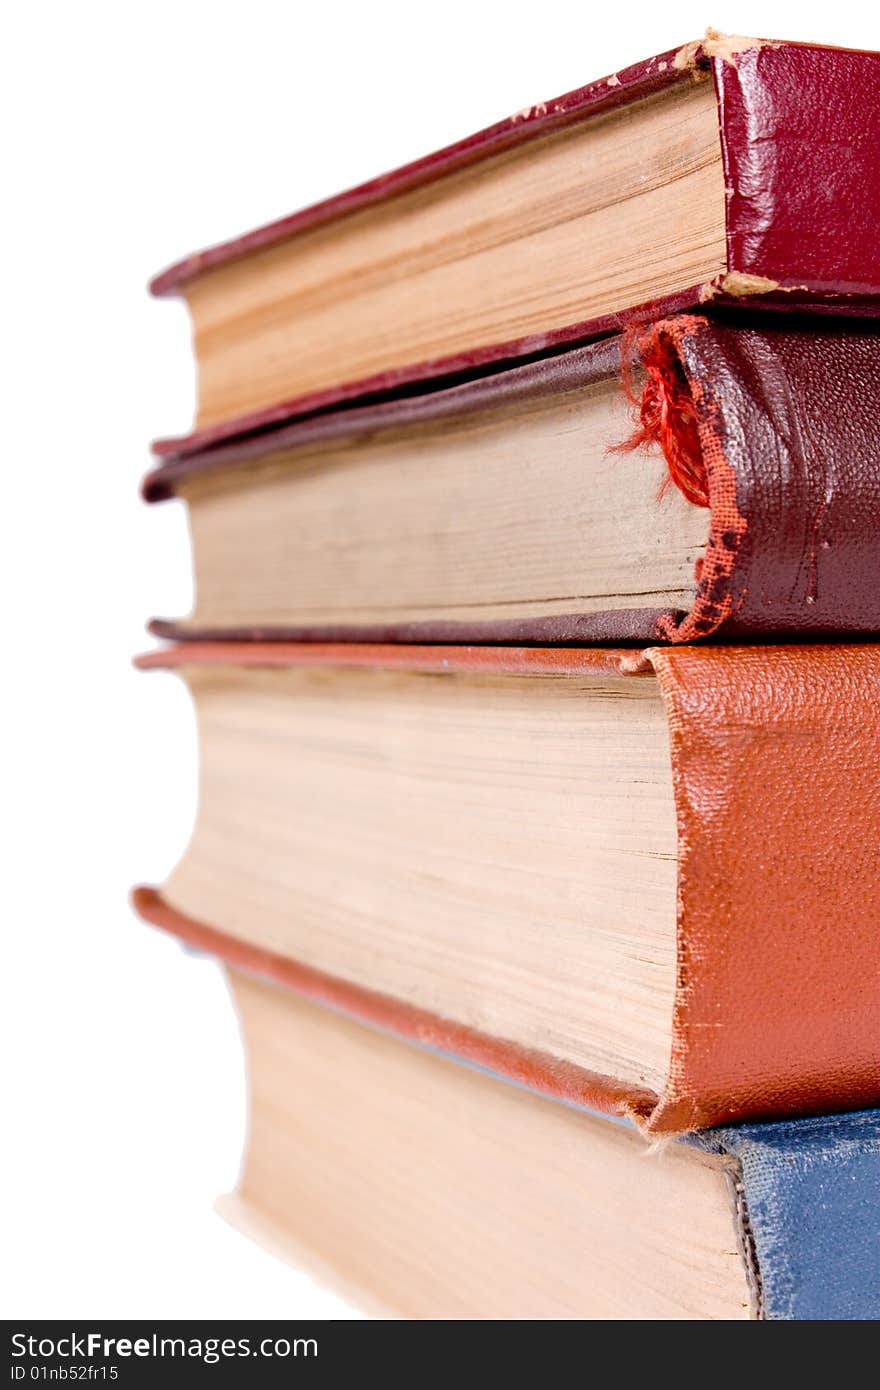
[614,322,709,507]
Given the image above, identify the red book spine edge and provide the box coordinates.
[149,42,698,297]
[132,885,659,1128]
[135,642,880,1134]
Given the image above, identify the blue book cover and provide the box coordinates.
[150,931,880,1319]
[694,1111,880,1320]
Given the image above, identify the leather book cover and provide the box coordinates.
[151,33,880,460]
[145,315,880,645]
[133,642,880,1134]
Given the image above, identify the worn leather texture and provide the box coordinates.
[698,1110,880,1319]
[150,36,880,459]
[651,644,880,1132]
[143,335,623,497]
[133,641,642,678]
[134,642,880,1134]
[645,314,880,641]
[146,315,880,645]
[717,43,880,300]
[147,611,671,646]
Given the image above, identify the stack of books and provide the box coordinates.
[136,32,880,1319]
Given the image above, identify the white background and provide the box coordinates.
[3,0,875,1318]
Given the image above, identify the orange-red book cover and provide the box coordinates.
[134,642,880,1134]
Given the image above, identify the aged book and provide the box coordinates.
[133,642,880,1134]
[202,963,880,1318]
[150,33,880,453]
[146,316,880,645]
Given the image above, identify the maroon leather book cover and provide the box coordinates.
[152,33,880,460]
[146,315,880,646]
[133,641,880,1134]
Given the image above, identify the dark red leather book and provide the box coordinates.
[145,314,880,646]
[150,32,880,458]
[133,641,880,1134]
